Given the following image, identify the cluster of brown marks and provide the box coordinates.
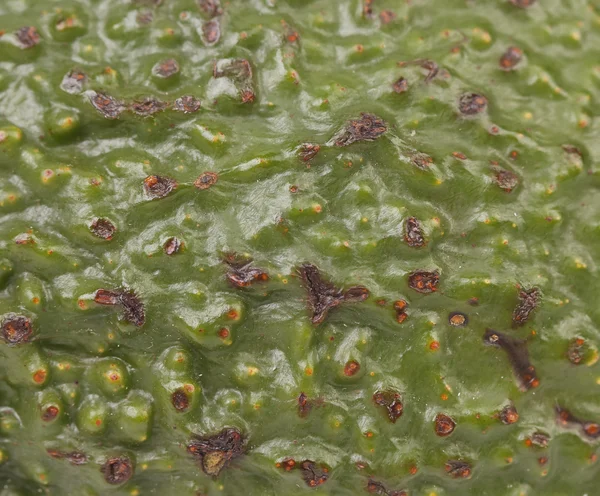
[408,270,439,294]
[499,46,523,70]
[143,175,177,199]
[298,143,320,162]
[379,10,397,24]
[154,58,180,78]
[367,478,407,496]
[16,26,40,48]
[47,449,88,465]
[41,405,59,422]
[194,171,219,190]
[499,404,519,424]
[202,19,220,46]
[567,337,588,365]
[187,428,246,476]
[510,0,536,7]
[298,263,369,324]
[223,254,269,288]
[90,92,125,119]
[198,0,222,18]
[164,237,183,255]
[174,95,201,113]
[394,300,408,323]
[483,329,539,391]
[434,413,456,436]
[411,152,433,170]
[344,360,361,377]
[94,289,145,327]
[101,457,133,485]
[373,390,403,423]
[1,315,33,344]
[392,77,408,94]
[130,98,168,117]
[512,287,540,327]
[414,59,439,83]
[171,388,190,412]
[492,166,519,192]
[556,406,600,440]
[276,458,297,471]
[334,113,387,147]
[300,460,329,487]
[61,70,87,94]
[363,0,374,17]
[213,59,255,103]
[445,460,471,479]
[404,217,425,247]
[458,93,488,116]
[448,312,468,327]
[90,218,117,240]
[526,431,550,448]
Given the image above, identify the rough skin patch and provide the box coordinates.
[1,315,33,344]
[445,460,471,479]
[194,172,219,190]
[130,98,168,116]
[16,26,40,48]
[61,70,87,94]
[408,270,439,294]
[373,390,403,423]
[94,289,145,327]
[90,92,125,119]
[298,143,320,162]
[187,428,246,476]
[434,413,456,436]
[298,263,369,324]
[500,46,523,70]
[334,113,387,147]
[223,255,268,288]
[512,287,540,327]
[90,218,117,240]
[458,93,488,115]
[404,217,425,247]
[143,175,177,199]
[174,96,201,113]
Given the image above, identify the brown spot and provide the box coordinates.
[500,46,523,70]
[373,390,403,423]
[42,405,59,422]
[379,10,397,25]
[198,0,223,18]
[276,458,296,471]
[493,167,519,192]
[367,478,407,496]
[194,172,218,190]
[567,337,586,365]
[445,460,471,479]
[143,175,177,199]
[173,96,201,113]
[213,59,254,103]
[90,93,125,119]
[298,263,369,324]
[458,93,488,115]
[453,152,467,160]
[483,329,539,391]
[240,89,255,103]
[448,312,468,327]
[468,297,479,306]
[223,254,269,288]
[395,312,408,323]
[217,327,229,339]
[202,19,220,45]
[411,152,433,170]
[283,23,299,44]
[510,0,536,7]
[164,237,182,255]
[416,59,439,83]
[172,388,190,412]
[538,456,548,466]
[363,0,374,17]
[404,217,425,247]
[130,98,168,117]
[187,428,246,476]
[289,185,298,193]
[343,360,360,377]
[500,404,519,424]
[392,77,408,94]
[1,315,33,344]
[298,392,312,418]
[435,413,456,436]
[334,113,387,147]
[61,70,87,94]
[429,340,440,351]
[47,449,88,465]
[94,289,145,327]
[33,369,47,384]
[16,26,40,48]
[300,460,329,487]
[154,58,179,78]
[298,143,320,162]
[512,287,540,327]
[408,270,439,294]
[556,406,600,440]
[101,457,133,484]
[90,218,116,240]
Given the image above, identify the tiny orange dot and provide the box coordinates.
[429,341,440,351]
[305,367,313,376]
[95,419,102,426]
[409,465,418,475]
[441,393,448,400]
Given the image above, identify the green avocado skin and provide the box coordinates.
[1,0,599,495]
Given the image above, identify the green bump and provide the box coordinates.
[88,358,130,397]
[114,391,153,443]
[77,394,109,435]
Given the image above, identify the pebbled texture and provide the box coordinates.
[0,0,600,495]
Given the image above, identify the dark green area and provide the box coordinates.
[1,0,600,494]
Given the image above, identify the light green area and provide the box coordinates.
[1,0,600,494]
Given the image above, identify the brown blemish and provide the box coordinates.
[187,428,246,476]
[334,113,386,147]
[194,172,218,190]
[434,413,456,436]
[408,270,439,294]
[143,175,177,199]
[101,457,133,485]
[373,390,403,423]
[1,315,33,344]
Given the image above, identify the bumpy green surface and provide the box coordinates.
[1,0,600,495]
